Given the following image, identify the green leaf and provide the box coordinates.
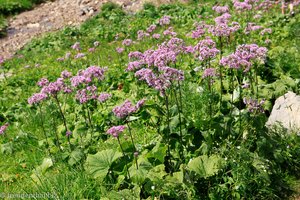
[85,149,122,181]
[147,164,167,182]
[1,142,13,154]
[68,149,84,166]
[128,116,140,122]
[188,154,224,178]
[129,157,152,185]
[30,158,53,183]
[147,140,167,163]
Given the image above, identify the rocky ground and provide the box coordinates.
[0,0,187,60]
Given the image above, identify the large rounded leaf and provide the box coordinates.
[85,149,122,181]
[188,154,224,178]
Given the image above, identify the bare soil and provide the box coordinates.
[0,0,187,60]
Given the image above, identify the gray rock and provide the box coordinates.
[266,91,300,131]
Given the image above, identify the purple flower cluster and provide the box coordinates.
[97,92,112,103]
[152,33,161,39]
[71,42,81,51]
[28,92,48,105]
[214,13,231,25]
[128,51,144,60]
[202,68,217,78]
[70,66,106,87]
[116,47,125,54]
[260,28,272,35]
[75,86,97,104]
[220,44,268,71]
[163,27,177,37]
[233,0,252,11]
[243,98,265,113]
[61,70,72,79]
[122,39,133,46]
[159,15,171,26]
[244,23,263,34]
[0,123,9,135]
[212,5,229,14]
[107,125,126,138]
[112,99,145,119]
[38,78,49,87]
[193,37,220,61]
[137,30,150,40]
[75,53,85,59]
[191,24,206,39]
[66,130,72,137]
[147,24,157,33]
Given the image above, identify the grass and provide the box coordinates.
[0,1,300,199]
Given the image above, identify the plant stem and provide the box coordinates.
[117,137,131,180]
[219,36,224,108]
[126,122,138,169]
[38,104,53,162]
[173,87,185,162]
[164,93,172,171]
[54,96,67,131]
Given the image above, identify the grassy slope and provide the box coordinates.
[0,1,299,198]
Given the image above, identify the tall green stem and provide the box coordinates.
[38,105,53,161]
[126,122,138,169]
[117,137,131,180]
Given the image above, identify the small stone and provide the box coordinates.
[27,23,40,28]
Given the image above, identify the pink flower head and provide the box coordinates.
[193,37,220,61]
[122,39,133,46]
[88,47,96,52]
[243,98,265,113]
[163,27,177,37]
[202,68,217,78]
[137,30,150,40]
[127,61,143,71]
[41,78,65,95]
[0,123,9,135]
[107,125,126,138]
[28,93,48,105]
[97,92,112,103]
[75,53,85,59]
[112,100,137,119]
[116,47,124,54]
[66,130,72,137]
[159,15,171,26]
[128,51,144,60]
[37,78,49,87]
[71,42,81,51]
[152,33,161,39]
[147,24,157,33]
[65,52,71,59]
[61,70,72,79]
[212,5,229,14]
[136,99,146,109]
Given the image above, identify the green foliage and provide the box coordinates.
[0,1,300,199]
[85,149,122,181]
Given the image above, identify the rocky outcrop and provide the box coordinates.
[266,91,300,131]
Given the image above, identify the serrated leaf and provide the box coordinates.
[85,149,122,181]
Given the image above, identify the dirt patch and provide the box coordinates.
[0,0,188,60]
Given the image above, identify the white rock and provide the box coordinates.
[266,91,300,131]
[27,23,40,28]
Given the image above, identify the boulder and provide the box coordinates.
[266,91,300,131]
